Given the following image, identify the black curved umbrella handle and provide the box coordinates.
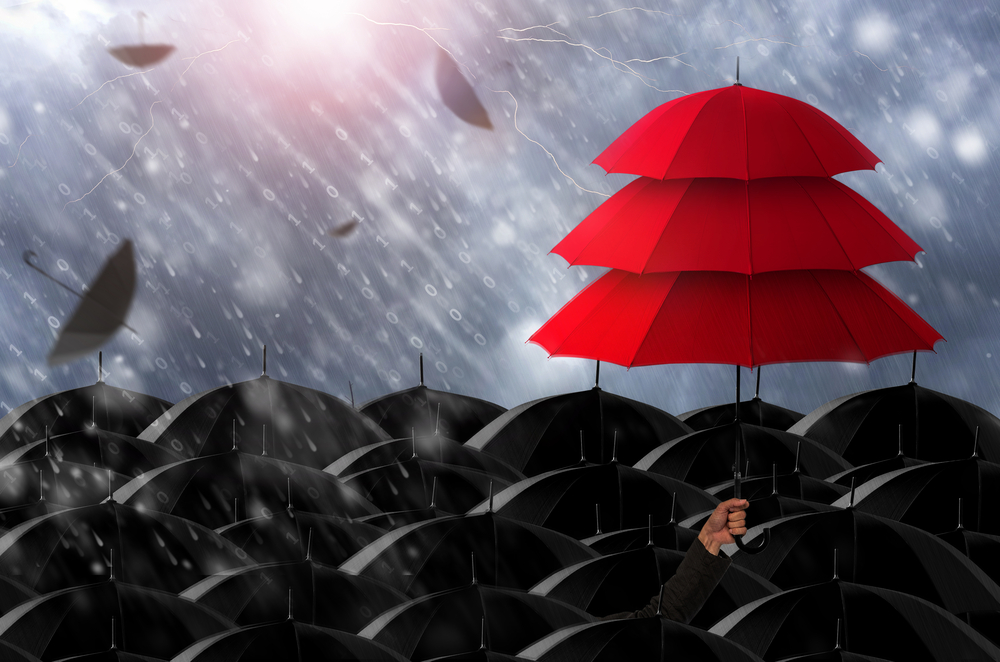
[734,528,770,554]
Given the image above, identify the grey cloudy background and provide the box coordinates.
[0,0,998,422]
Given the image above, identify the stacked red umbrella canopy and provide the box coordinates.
[530,73,943,553]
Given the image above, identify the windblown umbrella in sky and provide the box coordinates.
[359,355,506,442]
[435,48,492,130]
[0,500,254,594]
[340,509,598,596]
[107,12,175,67]
[465,377,692,476]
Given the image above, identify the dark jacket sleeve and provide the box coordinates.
[597,539,731,624]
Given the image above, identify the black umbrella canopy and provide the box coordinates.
[0,641,41,662]
[582,520,701,555]
[359,359,506,442]
[181,557,407,633]
[53,651,165,662]
[707,468,850,505]
[518,616,764,662]
[788,382,1000,465]
[0,380,171,458]
[424,651,522,662]
[466,386,692,477]
[825,452,927,489]
[774,651,895,662]
[0,575,35,617]
[328,434,524,483]
[634,422,851,489]
[358,505,451,531]
[114,451,380,530]
[340,510,599,596]
[217,507,385,566]
[938,522,1000,587]
[170,618,409,662]
[530,544,779,629]
[467,463,718,540]
[0,579,235,661]
[723,509,1000,617]
[1,430,183,480]
[0,457,129,510]
[0,501,68,534]
[0,501,255,594]
[340,457,512,515]
[681,387,803,431]
[137,372,390,469]
[359,583,592,660]
[708,578,1000,661]
[831,456,1000,535]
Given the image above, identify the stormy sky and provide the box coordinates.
[0,0,998,422]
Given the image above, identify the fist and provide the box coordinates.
[698,498,749,555]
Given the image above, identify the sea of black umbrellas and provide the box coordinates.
[1,353,999,662]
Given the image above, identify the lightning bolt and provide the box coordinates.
[715,36,799,50]
[499,22,570,38]
[853,51,889,72]
[8,134,31,168]
[587,7,684,20]
[75,69,155,108]
[348,14,451,52]
[177,38,242,82]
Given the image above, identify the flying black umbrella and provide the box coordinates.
[137,354,389,469]
[708,577,1000,661]
[328,433,524,483]
[0,579,235,660]
[0,355,171,456]
[359,581,591,660]
[217,506,385,566]
[466,374,692,476]
[340,457,512,515]
[24,241,137,367]
[435,48,493,130]
[530,543,779,629]
[114,450,380,530]
[518,615,764,662]
[831,455,1000,535]
[634,422,851,489]
[359,355,506,442]
[789,368,1000,464]
[341,509,599,596]
[681,369,803,431]
[467,462,718,540]
[182,555,407,633]
[722,509,1000,617]
[165,618,408,661]
[0,500,255,594]
[107,13,175,67]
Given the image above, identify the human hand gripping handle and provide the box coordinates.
[698,499,756,556]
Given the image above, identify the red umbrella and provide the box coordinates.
[552,177,921,275]
[529,269,942,369]
[593,83,880,180]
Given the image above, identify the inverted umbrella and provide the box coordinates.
[107,12,175,67]
[552,177,919,275]
[593,82,880,180]
[24,240,137,366]
[218,507,385,566]
[340,510,599,596]
[529,544,779,629]
[0,501,255,594]
[359,355,506,442]
[518,616,764,662]
[708,578,1000,661]
[114,450,380,530]
[435,48,492,130]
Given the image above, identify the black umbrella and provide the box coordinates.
[1,428,182,480]
[358,504,451,531]
[681,369,803,431]
[328,433,524,483]
[53,652,164,662]
[217,506,385,566]
[789,369,1000,464]
[115,450,380,530]
[182,555,407,633]
[137,356,389,469]
[0,501,255,594]
[634,422,851,489]
[0,575,34,616]
[530,544,779,629]
[582,518,701,555]
[821,424,927,489]
[708,577,1000,661]
[340,510,599,596]
[467,462,718,540]
[435,48,493,130]
[341,457,512,515]
[518,615,764,662]
[0,457,128,510]
[938,503,1000,586]
[831,455,1000,535]
[359,356,506,442]
[170,618,408,661]
[723,509,1000,617]
[107,12,175,68]
[359,581,591,660]
[424,650,521,662]
[0,499,69,533]
[0,357,171,456]
[707,463,850,505]
[0,579,235,660]
[0,641,40,662]
[466,372,692,476]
